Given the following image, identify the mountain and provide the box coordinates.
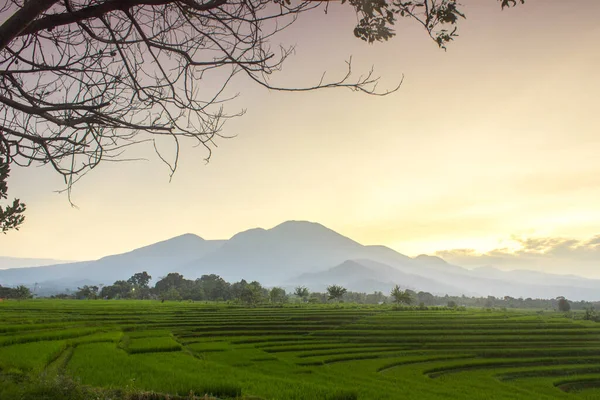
[292,259,467,295]
[179,221,445,284]
[179,221,376,283]
[289,257,600,300]
[0,257,75,269]
[2,220,600,300]
[0,234,224,288]
[471,266,600,289]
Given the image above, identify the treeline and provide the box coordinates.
[53,272,288,306]
[51,272,386,306]
[0,284,32,300]
[438,293,583,311]
[38,270,600,312]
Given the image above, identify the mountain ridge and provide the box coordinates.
[2,220,600,300]
[0,256,77,270]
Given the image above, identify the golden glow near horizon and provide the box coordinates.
[2,0,600,276]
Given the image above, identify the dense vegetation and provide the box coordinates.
[0,284,31,299]
[37,271,600,313]
[2,300,600,399]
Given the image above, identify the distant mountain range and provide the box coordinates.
[2,221,600,300]
[0,257,76,270]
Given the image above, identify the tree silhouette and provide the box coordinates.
[75,284,99,299]
[557,296,571,312]
[14,284,31,300]
[294,286,309,302]
[239,281,264,306]
[390,285,412,306]
[0,0,524,222]
[0,0,399,195]
[127,271,151,288]
[326,285,347,302]
[269,287,287,304]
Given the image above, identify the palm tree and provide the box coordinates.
[390,285,412,306]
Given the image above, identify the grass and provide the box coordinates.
[2,300,600,399]
[125,336,182,354]
[0,341,67,372]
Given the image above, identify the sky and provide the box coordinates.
[2,0,600,276]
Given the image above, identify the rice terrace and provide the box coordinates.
[3,300,600,400]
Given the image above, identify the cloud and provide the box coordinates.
[435,249,479,258]
[584,235,600,246]
[435,234,600,276]
[510,235,600,260]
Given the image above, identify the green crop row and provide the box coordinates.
[3,300,600,399]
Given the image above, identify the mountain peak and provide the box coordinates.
[109,233,207,260]
[331,259,371,273]
[270,220,358,243]
[172,233,205,241]
[228,220,360,248]
[272,220,328,231]
[415,254,448,265]
[151,233,206,246]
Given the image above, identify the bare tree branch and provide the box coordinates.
[0,0,59,52]
[0,0,523,203]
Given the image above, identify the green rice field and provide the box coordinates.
[1,300,600,399]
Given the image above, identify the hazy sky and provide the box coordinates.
[2,0,600,276]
